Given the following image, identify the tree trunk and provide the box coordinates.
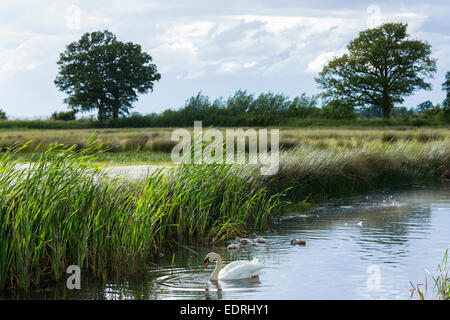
[112,99,120,120]
[98,108,104,121]
[380,93,393,120]
[98,105,107,121]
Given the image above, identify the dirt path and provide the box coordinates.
[14,163,179,182]
[101,164,178,181]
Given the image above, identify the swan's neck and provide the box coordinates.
[210,254,222,281]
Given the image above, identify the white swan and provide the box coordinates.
[203,252,262,281]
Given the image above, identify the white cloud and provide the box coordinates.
[244,61,257,68]
[218,61,240,74]
[306,48,347,73]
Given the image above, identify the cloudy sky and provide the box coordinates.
[1,0,449,118]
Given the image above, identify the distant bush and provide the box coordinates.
[0,109,7,120]
[321,100,357,120]
[50,110,77,121]
[0,89,449,129]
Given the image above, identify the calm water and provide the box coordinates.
[9,183,450,300]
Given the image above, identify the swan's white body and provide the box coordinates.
[218,259,262,280]
[204,252,262,281]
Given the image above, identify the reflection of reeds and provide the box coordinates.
[0,141,282,291]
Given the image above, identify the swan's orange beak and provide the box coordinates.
[203,257,210,268]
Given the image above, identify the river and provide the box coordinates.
[7,183,450,300]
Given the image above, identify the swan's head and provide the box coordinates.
[290,239,295,244]
[203,252,220,268]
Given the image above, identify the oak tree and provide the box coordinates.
[55,30,161,120]
[316,23,436,119]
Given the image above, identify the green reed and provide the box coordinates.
[410,249,449,300]
[0,140,282,291]
[268,140,450,202]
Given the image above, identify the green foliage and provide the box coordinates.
[316,22,437,119]
[50,110,77,121]
[321,100,357,120]
[441,72,450,123]
[416,100,434,113]
[131,90,322,127]
[0,109,7,120]
[419,105,442,120]
[54,30,161,120]
[443,71,450,107]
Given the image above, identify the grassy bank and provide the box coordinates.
[270,140,450,203]
[0,142,282,291]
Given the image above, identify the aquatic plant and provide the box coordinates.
[410,249,449,300]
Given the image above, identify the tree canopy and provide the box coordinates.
[55,30,161,120]
[316,22,437,119]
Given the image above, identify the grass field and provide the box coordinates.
[1,126,449,162]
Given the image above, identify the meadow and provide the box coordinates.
[1,126,449,161]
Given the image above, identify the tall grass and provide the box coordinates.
[266,140,450,201]
[0,142,282,291]
[1,127,449,155]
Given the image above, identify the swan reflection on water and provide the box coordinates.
[205,277,262,300]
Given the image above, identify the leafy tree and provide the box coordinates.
[249,92,290,115]
[0,109,7,120]
[321,100,357,120]
[55,30,161,120]
[442,72,450,122]
[416,100,434,113]
[419,104,442,120]
[392,106,414,120]
[226,90,254,114]
[184,92,211,112]
[443,71,450,108]
[287,93,320,118]
[316,22,436,119]
[51,110,77,121]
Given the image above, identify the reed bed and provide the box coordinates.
[267,140,450,201]
[0,142,282,291]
